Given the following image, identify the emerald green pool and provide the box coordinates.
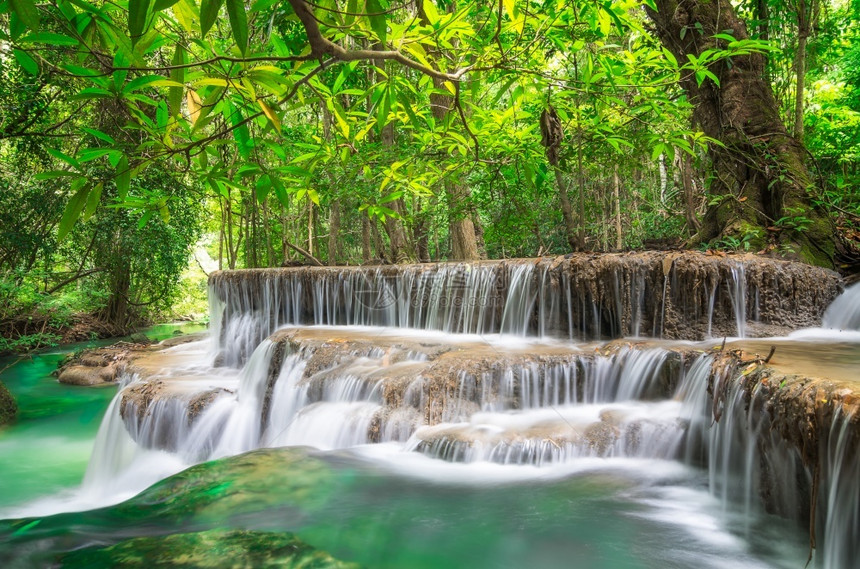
[0,323,205,512]
[0,323,822,568]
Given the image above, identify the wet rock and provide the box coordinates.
[159,332,208,348]
[706,350,860,535]
[56,342,150,386]
[58,529,362,569]
[57,363,119,386]
[0,380,16,426]
[210,253,842,367]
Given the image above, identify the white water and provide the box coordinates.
[7,261,858,568]
[208,258,776,366]
[823,281,860,331]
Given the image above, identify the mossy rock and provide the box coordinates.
[58,529,362,568]
[111,447,338,523]
[0,380,17,426]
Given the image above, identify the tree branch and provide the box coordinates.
[287,0,470,83]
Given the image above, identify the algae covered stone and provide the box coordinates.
[58,529,362,568]
[0,380,16,426]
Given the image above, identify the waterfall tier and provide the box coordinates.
[209,253,840,367]
[81,323,859,568]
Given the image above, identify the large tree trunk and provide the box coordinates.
[419,3,483,261]
[374,53,415,264]
[647,0,836,266]
[794,0,811,140]
[328,200,340,265]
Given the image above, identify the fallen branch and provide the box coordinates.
[285,241,323,266]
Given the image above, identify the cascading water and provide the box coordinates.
[5,253,855,569]
[208,254,840,366]
[823,281,860,331]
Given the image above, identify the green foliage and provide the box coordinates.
[0,0,855,349]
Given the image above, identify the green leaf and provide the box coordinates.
[116,156,131,199]
[61,64,102,77]
[227,101,251,158]
[13,49,38,75]
[57,182,91,241]
[712,33,736,42]
[200,0,223,37]
[153,0,180,10]
[20,32,79,45]
[376,87,390,130]
[69,88,114,101]
[258,100,282,134]
[34,170,80,180]
[255,174,271,202]
[225,0,248,54]
[169,45,186,118]
[366,0,387,44]
[9,0,40,31]
[82,182,103,221]
[77,148,113,162]
[47,148,81,169]
[422,0,439,25]
[137,210,154,229]
[129,0,151,44]
[344,0,357,25]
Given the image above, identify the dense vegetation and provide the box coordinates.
[0,0,858,350]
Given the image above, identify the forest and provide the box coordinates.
[0,0,858,349]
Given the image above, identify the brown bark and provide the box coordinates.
[794,0,810,140]
[540,106,579,251]
[647,0,836,266]
[680,150,702,233]
[613,164,623,250]
[328,200,340,265]
[414,198,431,262]
[307,199,314,258]
[419,3,483,261]
[361,215,372,262]
[374,52,415,264]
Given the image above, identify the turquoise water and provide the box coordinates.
[0,447,809,569]
[0,323,205,511]
[0,321,819,568]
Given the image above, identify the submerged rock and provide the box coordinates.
[56,333,208,387]
[58,529,361,569]
[56,343,148,386]
[0,380,16,426]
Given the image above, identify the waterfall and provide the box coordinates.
[822,281,860,331]
[67,252,857,568]
[208,254,839,366]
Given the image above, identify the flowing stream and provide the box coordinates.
[0,259,858,568]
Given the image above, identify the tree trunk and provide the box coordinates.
[361,215,372,262]
[646,0,836,266]
[680,150,702,232]
[554,169,579,251]
[328,200,340,265]
[613,164,623,249]
[419,3,482,261]
[307,199,314,258]
[414,198,431,262]
[373,52,415,264]
[658,153,668,209]
[575,136,587,250]
[794,0,810,140]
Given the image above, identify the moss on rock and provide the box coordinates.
[0,380,17,426]
[58,529,362,569]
